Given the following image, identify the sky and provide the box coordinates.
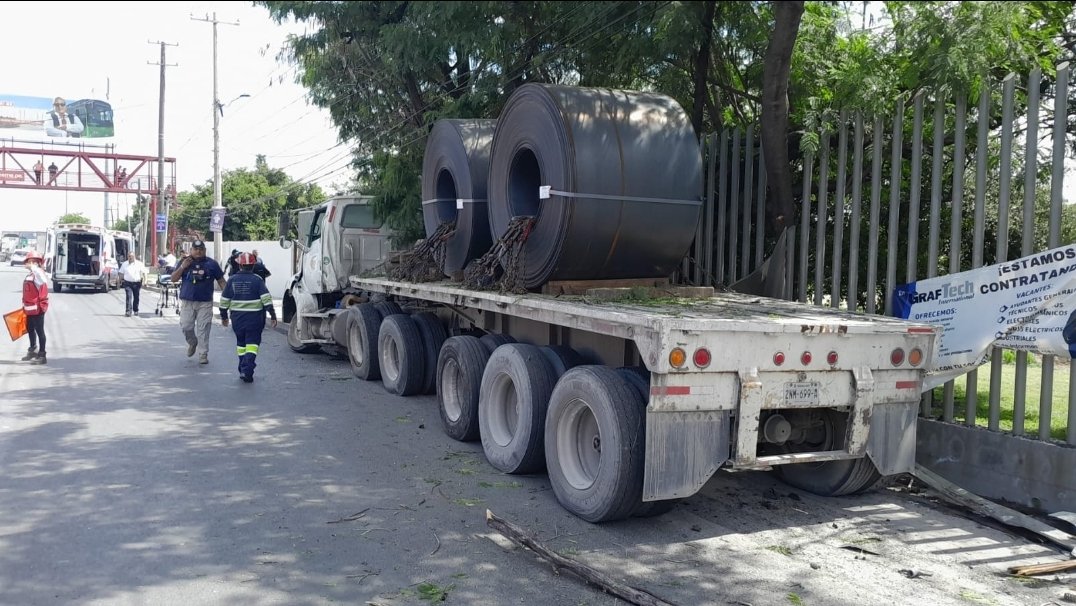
[1,1,349,232]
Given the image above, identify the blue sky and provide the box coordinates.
[0,1,347,231]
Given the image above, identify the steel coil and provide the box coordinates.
[421,119,497,275]
[487,84,702,289]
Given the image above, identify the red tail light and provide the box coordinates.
[773,352,785,366]
[891,348,905,366]
[693,348,711,368]
[827,351,838,365]
[800,351,812,366]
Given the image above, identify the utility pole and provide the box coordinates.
[148,40,177,260]
[193,12,239,263]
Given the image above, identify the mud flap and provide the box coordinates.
[643,409,731,501]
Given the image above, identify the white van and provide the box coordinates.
[45,224,118,293]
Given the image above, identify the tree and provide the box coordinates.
[171,156,325,241]
[57,213,91,224]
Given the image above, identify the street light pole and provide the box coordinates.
[195,11,238,262]
[211,14,222,263]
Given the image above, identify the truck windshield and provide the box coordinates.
[340,204,380,229]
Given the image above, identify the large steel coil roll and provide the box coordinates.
[422,119,497,276]
[487,84,702,289]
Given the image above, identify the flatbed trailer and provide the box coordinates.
[333,275,937,522]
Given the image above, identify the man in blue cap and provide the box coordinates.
[170,239,226,364]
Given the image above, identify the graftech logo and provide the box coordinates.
[910,280,974,304]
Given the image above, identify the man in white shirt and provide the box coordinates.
[118,253,148,316]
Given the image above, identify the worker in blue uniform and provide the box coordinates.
[219,252,278,383]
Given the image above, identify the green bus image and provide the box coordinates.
[66,99,114,138]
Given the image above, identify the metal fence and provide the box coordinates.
[688,64,1076,447]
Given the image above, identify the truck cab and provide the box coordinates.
[281,195,395,352]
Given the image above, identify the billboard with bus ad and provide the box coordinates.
[0,94,114,139]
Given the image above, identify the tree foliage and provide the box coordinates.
[58,213,91,225]
[258,0,1076,276]
[171,155,326,241]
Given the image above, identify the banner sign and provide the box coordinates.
[155,214,167,233]
[0,94,115,139]
[209,208,226,233]
[893,243,1076,390]
[0,169,24,181]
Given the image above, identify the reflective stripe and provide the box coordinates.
[236,346,246,355]
[229,300,264,311]
[24,304,38,312]
[245,344,259,354]
[219,297,232,308]
[259,294,272,306]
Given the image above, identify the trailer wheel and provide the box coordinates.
[480,333,515,353]
[347,304,383,380]
[374,301,404,317]
[287,316,320,354]
[412,312,448,395]
[378,314,426,396]
[437,336,490,441]
[540,345,583,379]
[615,366,650,403]
[545,366,644,522]
[479,344,557,474]
[773,409,883,496]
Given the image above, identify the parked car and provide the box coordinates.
[9,249,28,266]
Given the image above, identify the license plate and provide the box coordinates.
[785,381,820,406]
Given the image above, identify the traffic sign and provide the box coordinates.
[155,214,167,233]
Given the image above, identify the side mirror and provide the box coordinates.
[279,236,293,250]
[277,211,291,239]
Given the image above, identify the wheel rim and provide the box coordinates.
[288,317,304,348]
[487,372,519,447]
[442,358,463,422]
[348,322,364,366]
[556,397,600,490]
[382,335,400,382]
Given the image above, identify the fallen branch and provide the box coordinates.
[1007,558,1076,576]
[327,508,370,524]
[485,509,677,606]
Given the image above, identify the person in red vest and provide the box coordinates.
[21,251,49,365]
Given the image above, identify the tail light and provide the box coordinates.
[773,352,786,366]
[669,348,687,368]
[909,348,924,367]
[891,348,905,366]
[693,347,711,368]
[800,351,812,366]
[826,351,838,365]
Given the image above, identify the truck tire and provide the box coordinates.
[544,366,644,522]
[53,281,62,293]
[412,312,448,395]
[480,333,515,353]
[374,301,404,317]
[437,336,490,442]
[379,314,426,396]
[615,366,650,403]
[287,317,320,354]
[773,409,883,496]
[347,304,383,380]
[479,343,557,475]
[540,345,583,379]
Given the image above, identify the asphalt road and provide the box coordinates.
[0,264,1071,606]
